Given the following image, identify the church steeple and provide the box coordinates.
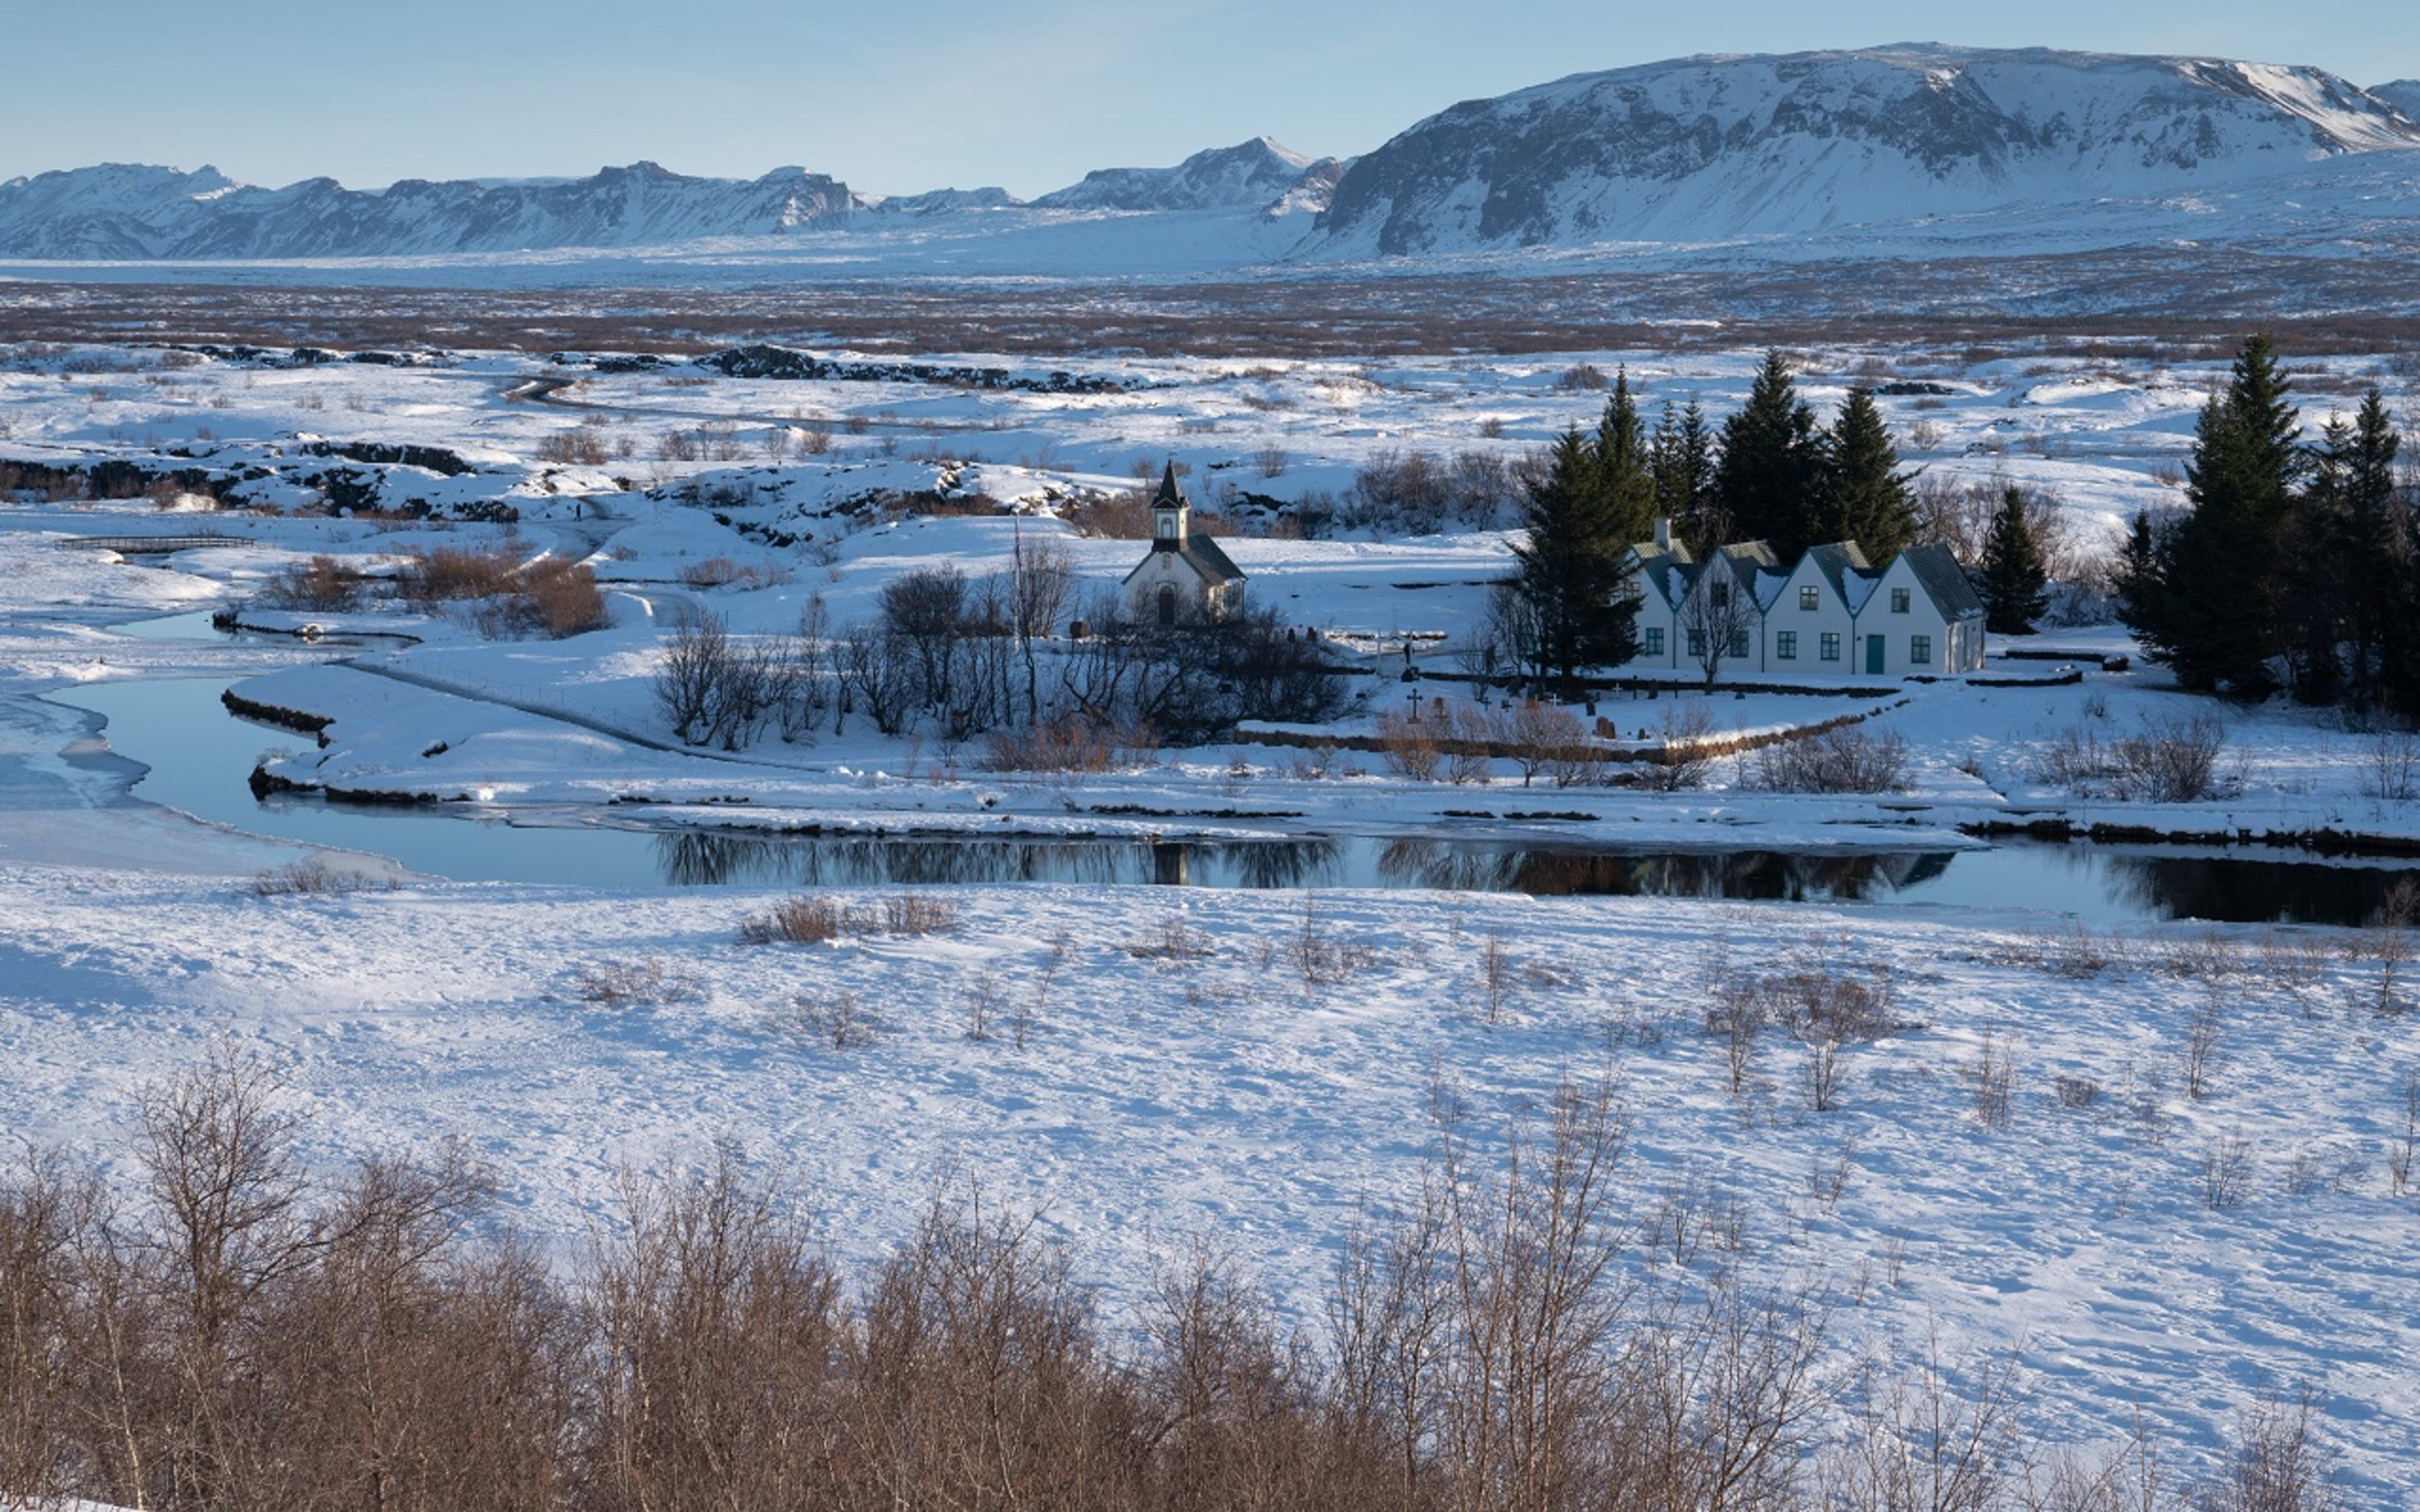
[1151,460,1189,548]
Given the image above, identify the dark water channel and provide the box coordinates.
[43,672,2420,927]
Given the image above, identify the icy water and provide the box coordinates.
[42,673,2420,927]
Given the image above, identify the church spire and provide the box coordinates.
[1151,459,1189,547]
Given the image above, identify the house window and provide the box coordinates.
[1799,586,1819,611]
[1820,632,1841,662]
[1911,634,1932,665]
[1891,588,1910,613]
[1729,629,1751,659]
[1686,629,1705,658]
[1777,631,1797,660]
[1642,626,1664,657]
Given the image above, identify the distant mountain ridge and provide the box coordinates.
[1311,45,2420,255]
[3,45,2418,268]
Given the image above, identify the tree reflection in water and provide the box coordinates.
[642,829,2402,928]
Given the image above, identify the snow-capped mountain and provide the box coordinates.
[0,161,853,259]
[1030,137,1340,214]
[1311,45,2420,255]
[2374,79,2420,122]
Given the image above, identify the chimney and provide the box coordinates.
[1652,516,1671,550]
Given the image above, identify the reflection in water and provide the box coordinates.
[2095,850,2415,927]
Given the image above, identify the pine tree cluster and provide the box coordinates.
[1511,354,1930,684]
[2119,336,2415,708]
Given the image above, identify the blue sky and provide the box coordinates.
[6,1,2415,195]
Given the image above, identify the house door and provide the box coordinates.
[1864,635,1885,675]
[1157,585,1177,627]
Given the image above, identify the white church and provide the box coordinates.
[1122,463,1245,625]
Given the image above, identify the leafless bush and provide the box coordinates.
[2039,716,2233,802]
[1553,362,1610,390]
[1374,708,1443,781]
[573,957,701,1007]
[2201,1129,2256,1209]
[2361,727,2420,801]
[1636,701,1719,791]
[251,856,382,896]
[738,895,851,945]
[2207,1393,2337,1512]
[781,991,883,1050]
[2055,1073,2102,1110]
[2184,992,2227,1099]
[882,893,957,936]
[398,541,605,638]
[535,429,609,465]
[981,714,1144,773]
[2389,1068,2420,1197]
[1477,930,1514,1024]
[1287,895,1376,987]
[679,556,787,590]
[1252,442,1289,478]
[1127,915,1214,961]
[1968,1029,2019,1131]
[256,554,360,612]
[2373,878,2417,1014]
[1744,726,1909,794]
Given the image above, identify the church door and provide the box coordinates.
[1158,585,1177,627]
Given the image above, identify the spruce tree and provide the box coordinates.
[1592,369,1658,547]
[1509,428,1640,692]
[2114,509,2169,651]
[1820,387,1918,558]
[2337,388,2404,701]
[1976,486,2049,635]
[1651,398,1717,544]
[1713,352,1820,553]
[2156,335,2303,694]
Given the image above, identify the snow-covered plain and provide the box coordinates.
[3,338,2419,1499]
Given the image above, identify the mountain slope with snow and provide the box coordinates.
[2373,79,2420,122]
[1031,137,1337,213]
[1311,45,2420,255]
[0,161,854,259]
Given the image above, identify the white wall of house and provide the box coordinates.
[1852,555,1981,676]
[1674,554,1767,675]
[1763,556,1862,677]
[1627,566,1687,670]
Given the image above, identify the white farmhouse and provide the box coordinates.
[1613,524,1986,678]
[1121,463,1245,625]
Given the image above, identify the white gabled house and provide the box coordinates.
[1855,544,1986,676]
[1122,463,1245,626]
[1762,541,1874,673]
[1623,519,1695,670]
[1613,524,1986,679]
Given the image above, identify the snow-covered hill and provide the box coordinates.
[2373,79,2420,122]
[1310,44,2420,255]
[0,161,855,259]
[1030,137,1338,214]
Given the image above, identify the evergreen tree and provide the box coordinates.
[2335,388,2404,702]
[1818,388,1918,559]
[1976,486,2050,635]
[1651,398,1717,544]
[1591,369,1658,547]
[1509,428,1640,692]
[1712,352,1821,553]
[2152,335,2303,694]
[2114,509,2168,648]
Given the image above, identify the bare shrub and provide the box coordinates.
[1127,915,1214,961]
[2373,878,2417,1014]
[2209,1392,2336,1512]
[680,556,786,590]
[1252,443,1289,478]
[2039,716,2233,802]
[981,714,1142,774]
[2201,1128,2256,1209]
[2362,727,2420,801]
[573,957,700,1007]
[2184,992,2227,1099]
[1477,930,1514,1024]
[534,429,609,465]
[739,895,851,945]
[2055,1073,2102,1110]
[251,857,381,896]
[2389,1068,2419,1197]
[1635,701,1718,792]
[1375,708,1443,781]
[1553,362,1610,390]
[881,894,957,936]
[257,554,360,612]
[525,559,609,636]
[781,992,882,1050]
[1745,726,1908,794]
[1968,1029,2018,1131]
[1288,895,1375,987]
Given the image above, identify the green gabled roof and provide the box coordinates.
[1897,542,1985,620]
